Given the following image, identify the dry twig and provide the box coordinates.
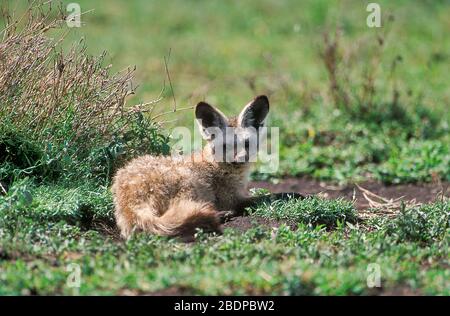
[356,184,420,219]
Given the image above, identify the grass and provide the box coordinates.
[250,196,357,228]
[0,179,448,295]
[0,1,449,296]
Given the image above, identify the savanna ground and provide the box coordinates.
[0,0,449,295]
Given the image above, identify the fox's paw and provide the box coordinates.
[217,210,235,223]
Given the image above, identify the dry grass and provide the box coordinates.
[0,1,171,182]
[320,28,401,120]
[0,1,158,149]
[356,184,421,220]
[321,30,351,109]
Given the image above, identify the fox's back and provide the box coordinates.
[112,153,249,214]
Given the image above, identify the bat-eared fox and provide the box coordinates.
[112,95,301,239]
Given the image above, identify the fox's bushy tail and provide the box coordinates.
[131,199,221,237]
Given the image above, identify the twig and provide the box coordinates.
[356,184,420,219]
[151,106,194,121]
[164,48,177,112]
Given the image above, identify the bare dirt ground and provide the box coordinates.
[223,177,449,232]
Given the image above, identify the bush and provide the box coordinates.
[0,2,169,184]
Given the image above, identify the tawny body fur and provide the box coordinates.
[112,149,251,238]
[112,95,271,238]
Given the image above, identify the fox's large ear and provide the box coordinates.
[195,102,228,140]
[238,95,269,128]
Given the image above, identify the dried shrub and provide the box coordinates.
[0,2,169,183]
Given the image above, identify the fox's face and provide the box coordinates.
[195,95,269,164]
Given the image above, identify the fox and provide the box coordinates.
[112,95,302,239]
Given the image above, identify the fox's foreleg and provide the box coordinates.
[218,192,306,222]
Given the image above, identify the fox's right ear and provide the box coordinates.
[195,102,228,140]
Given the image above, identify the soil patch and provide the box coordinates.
[223,177,448,232]
[249,177,448,211]
[223,215,292,232]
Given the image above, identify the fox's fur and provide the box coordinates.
[112,95,271,238]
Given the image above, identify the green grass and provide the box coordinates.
[0,179,448,295]
[250,196,357,228]
[1,0,449,295]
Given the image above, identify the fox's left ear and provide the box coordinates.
[238,95,269,128]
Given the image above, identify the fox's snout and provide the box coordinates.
[207,126,262,163]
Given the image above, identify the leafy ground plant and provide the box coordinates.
[250,196,357,228]
[0,180,448,295]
